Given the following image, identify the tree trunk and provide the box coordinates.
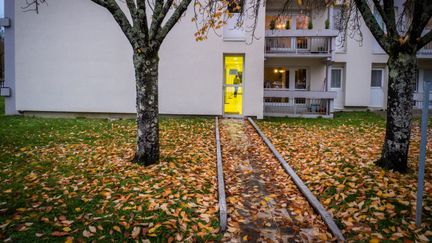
[376,51,417,172]
[132,52,160,166]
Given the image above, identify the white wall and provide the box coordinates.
[13,0,265,117]
[334,14,388,107]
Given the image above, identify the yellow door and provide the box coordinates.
[224,55,243,115]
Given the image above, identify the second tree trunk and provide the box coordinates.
[376,51,417,172]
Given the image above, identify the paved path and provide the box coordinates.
[219,119,331,242]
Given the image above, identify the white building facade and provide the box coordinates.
[1,0,432,118]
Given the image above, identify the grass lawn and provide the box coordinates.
[0,108,219,242]
[258,111,432,242]
[0,97,4,115]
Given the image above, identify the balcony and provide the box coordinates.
[418,41,432,57]
[264,89,337,118]
[413,92,432,110]
[265,30,338,58]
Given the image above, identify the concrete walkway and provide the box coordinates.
[219,119,331,242]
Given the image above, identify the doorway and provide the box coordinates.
[370,68,385,108]
[224,55,244,115]
[331,68,344,109]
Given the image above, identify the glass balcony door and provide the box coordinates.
[224,55,244,115]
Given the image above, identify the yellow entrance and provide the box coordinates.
[224,55,243,115]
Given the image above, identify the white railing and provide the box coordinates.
[265,36,331,54]
[419,42,432,55]
[263,89,337,117]
[264,29,338,56]
[413,92,432,109]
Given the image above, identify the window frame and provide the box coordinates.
[331,68,343,89]
[371,68,384,88]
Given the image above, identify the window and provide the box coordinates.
[373,7,385,31]
[333,5,346,49]
[264,67,289,89]
[371,69,383,87]
[331,69,342,88]
[295,68,307,89]
[295,98,306,104]
[265,16,292,30]
[296,37,308,49]
[333,6,344,30]
[296,14,310,30]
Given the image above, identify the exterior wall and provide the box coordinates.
[10,0,265,117]
[7,0,432,116]
[334,21,388,108]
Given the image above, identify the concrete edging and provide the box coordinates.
[215,117,227,232]
[247,117,345,242]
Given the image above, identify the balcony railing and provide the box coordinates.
[419,41,432,55]
[264,89,337,118]
[413,92,432,110]
[265,36,331,54]
[265,29,338,56]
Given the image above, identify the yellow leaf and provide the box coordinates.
[113,226,121,233]
[369,238,380,243]
[63,227,71,232]
[75,208,81,212]
[148,223,161,234]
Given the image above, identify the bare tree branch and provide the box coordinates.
[370,0,397,38]
[407,0,432,47]
[90,0,137,47]
[136,0,150,44]
[21,0,47,14]
[417,28,432,51]
[353,0,391,52]
[157,0,193,41]
[382,0,397,35]
[149,0,175,40]
[149,0,165,39]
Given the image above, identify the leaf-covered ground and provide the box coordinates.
[257,112,432,242]
[220,119,331,242]
[0,114,220,242]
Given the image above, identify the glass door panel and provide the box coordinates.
[224,55,243,115]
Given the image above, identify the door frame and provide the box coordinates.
[370,68,385,108]
[223,53,245,117]
[330,67,345,109]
